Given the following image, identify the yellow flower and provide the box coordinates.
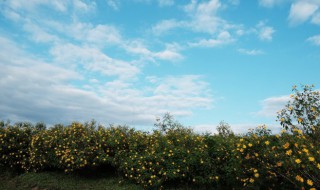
[249,178,254,183]
[310,188,316,190]
[265,141,270,145]
[307,179,313,186]
[280,118,285,122]
[317,163,320,169]
[309,157,315,162]
[243,145,247,149]
[295,159,301,164]
[248,143,252,147]
[295,175,304,183]
[283,142,290,149]
[254,173,259,178]
[298,118,303,123]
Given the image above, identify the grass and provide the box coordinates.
[0,166,142,190]
[0,166,209,190]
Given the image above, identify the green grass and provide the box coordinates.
[0,167,142,190]
[0,167,209,190]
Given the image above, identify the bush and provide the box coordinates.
[0,98,319,189]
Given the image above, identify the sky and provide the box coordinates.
[0,0,319,134]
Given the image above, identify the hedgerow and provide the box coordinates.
[0,85,319,189]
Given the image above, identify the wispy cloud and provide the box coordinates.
[183,0,223,34]
[238,48,264,55]
[158,0,174,7]
[256,95,290,117]
[307,34,320,46]
[106,0,120,10]
[193,123,281,134]
[259,0,287,8]
[50,43,140,79]
[151,19,186,36]
[288,0,320,25]
[257,21,275,41]
[189,31,235,47]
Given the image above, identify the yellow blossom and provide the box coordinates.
[295,175,304,183]
[307,179,313,186]
[265,141,270,145]
[309,157,315,162]
[295,159,301,164]
[283,142,290,149]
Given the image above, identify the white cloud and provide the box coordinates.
[193,123,281,134]
[288,0,319,25]
[189,31,235,47]
[123,40,183,62]
[228,0,240,6]
[23,21,60,43]
[256,95,290,117]
[106,0,120,10]
[311,12,320,24]
[151,19,186,35]
[257,21,275,41]
[50,43,140,79]
[307,34,320,46]
[259,0,276,7]
[0,36,213,126]
[238,48,264,55]
[154,50,183,61]
[158,0,174,7]
[2,0,95,14]
[259,0,287,8]
[184,0,224,34]
[86,24,122,45]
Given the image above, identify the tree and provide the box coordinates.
[154,113,184,133]
[277,84,320,137]
[216,121,234,137]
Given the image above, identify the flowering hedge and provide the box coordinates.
[0,120,319,189]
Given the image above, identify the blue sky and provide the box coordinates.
[0,0,319,133]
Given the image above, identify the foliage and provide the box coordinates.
[277,84,320,139]
[216,121,234,138]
